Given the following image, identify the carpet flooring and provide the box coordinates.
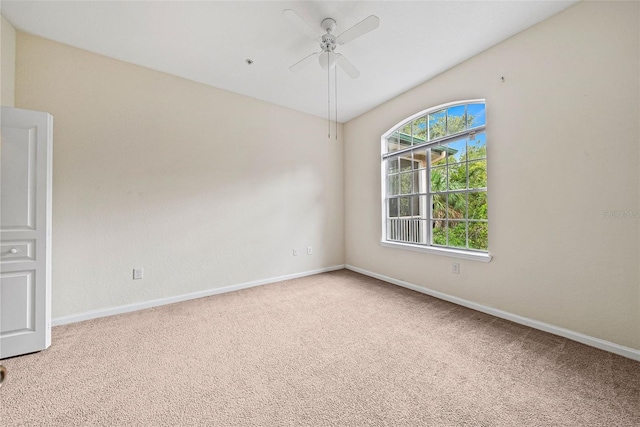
[1,269,639,426]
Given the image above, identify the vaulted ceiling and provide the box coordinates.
[2,1,577,122]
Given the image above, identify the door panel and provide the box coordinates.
[1,240,36,262]
[1,107,52,359]
[0,270,35,334]
[1,127,37,230]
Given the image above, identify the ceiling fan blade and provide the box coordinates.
[336,54,360,79]
[289,52,321,72]
[337,15,380,45]
[283,9,320,40]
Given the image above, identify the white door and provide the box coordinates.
[1,106,52,359]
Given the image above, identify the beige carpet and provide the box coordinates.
[1,270,639,426]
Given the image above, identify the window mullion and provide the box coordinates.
[383,125,486,160]
[465,137,470,248]
[428,148,434,246]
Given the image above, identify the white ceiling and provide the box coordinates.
[1,1,577,123]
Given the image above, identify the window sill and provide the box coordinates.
[380,241,492,262]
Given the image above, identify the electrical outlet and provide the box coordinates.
[133,268,143,280]
[452,263,460,274]
[307,246,312,255]
[293,249,298,256]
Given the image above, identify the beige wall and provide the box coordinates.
[1,14,16,106]
[344,1,640,350]
[15,33,344,318]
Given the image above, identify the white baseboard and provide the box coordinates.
[52,265,345,327]
[345,265,640,362]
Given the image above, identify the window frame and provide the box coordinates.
[380,99,491,262]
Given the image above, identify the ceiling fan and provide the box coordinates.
[283,9,380,138]
[284,9,380,79]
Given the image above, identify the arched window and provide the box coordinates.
[381,100,490,261]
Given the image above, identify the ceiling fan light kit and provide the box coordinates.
[284,9,380,138]
[319,52,336,70]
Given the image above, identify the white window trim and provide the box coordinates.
[380,241,492,262]
[380,99,491,262]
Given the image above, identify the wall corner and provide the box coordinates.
[1,14,17,107]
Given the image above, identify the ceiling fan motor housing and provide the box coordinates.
[320,18,338,53]
[320,33,337,53]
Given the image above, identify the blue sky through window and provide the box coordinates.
[467,103,486,128]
